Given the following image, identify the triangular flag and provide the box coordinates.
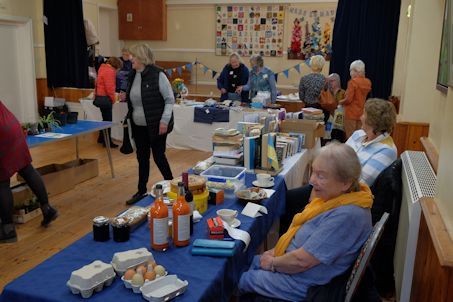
[186,64,192,72]
[294,64,301,73]
[177,67,182,75]
[173,68,177,73]
[167,69,173,77]
[182,65,186,71]
[212,70,217,78]
[202,66,209,74]
[305,59,311,66]
[274,73,278,82]
[283,69,289,78]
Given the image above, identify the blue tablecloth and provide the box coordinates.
[27,120,113,148]
[0,173,286,302]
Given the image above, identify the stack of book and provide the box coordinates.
[302,107,324,122]
[275,133,304,163]
[212,130,243,166]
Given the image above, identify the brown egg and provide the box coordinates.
[136,265,147,275]
[124,269,135,280]
[144,270,156,281]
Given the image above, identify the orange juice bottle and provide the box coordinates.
[172,182,190,247]
[150,184,169,251]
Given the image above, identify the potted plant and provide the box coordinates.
[38,112,61,132]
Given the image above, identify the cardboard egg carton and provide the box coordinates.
[111,247,154,276]
[66,260,115,299]
[121,270,167,294]
[140,275,188,302]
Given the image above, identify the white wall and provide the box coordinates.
[0,17,38,123]
[98,7,120,56]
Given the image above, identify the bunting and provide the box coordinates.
[159,60,312,84]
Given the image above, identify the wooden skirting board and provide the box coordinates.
[420,136,439,174]
[411,197,453,301]
[392,121,430,157]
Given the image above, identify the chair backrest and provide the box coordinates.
[344,212,389,302]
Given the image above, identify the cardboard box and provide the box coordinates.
[11,184,33,208]
[18,163,76,196]
[17,159,99,197]
[279,119,325,149]
[13,208,41,224]
[59,159,99,185]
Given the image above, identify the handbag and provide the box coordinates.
[120,118,136,154]
[319,89,337,113]
[93,95,112,110]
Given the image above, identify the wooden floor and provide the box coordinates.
[0,134,209,292]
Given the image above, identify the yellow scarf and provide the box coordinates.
[274,183,373,256]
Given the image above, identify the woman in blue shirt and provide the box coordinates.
[217,52,249,102]
[239,143,373,301]
[237,54,277,104]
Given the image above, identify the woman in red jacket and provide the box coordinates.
[95,57,123,147]
[0,101,58,243]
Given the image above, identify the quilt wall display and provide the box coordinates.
[287,6,336,60]
[215,5,286,57]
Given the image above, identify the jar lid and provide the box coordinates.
[93,216,109,226]
[111,217,129,227]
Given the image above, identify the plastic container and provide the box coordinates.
[111,247,154,276]
[167,189,209,214]
[200,165,246,198]
[140,275,189,302]
[66,260,115,299]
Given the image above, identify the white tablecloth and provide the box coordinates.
[79,101,275,152]
[79,99,127,141]
[166,105,244,152]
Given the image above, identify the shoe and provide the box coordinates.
[41,204,58,227]
[0,223,17,243]
[126,191,147,205]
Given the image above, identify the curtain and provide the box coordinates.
[329,0,401,99]
[43,0,89,88]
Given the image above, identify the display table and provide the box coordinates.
[79,99,127,141]
[27,120,115,178]
[79,100,277,152]
[0,173,286,302]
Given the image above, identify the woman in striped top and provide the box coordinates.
[346,99,397,186]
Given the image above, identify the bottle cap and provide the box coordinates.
[93,216,109,226]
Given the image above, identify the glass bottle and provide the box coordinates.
[172,182,190,247]
[150,184,169,251]
[182,172,194,235]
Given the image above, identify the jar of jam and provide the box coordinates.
[93,216,110,242]
[111,217,130,242]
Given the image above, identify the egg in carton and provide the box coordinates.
[121,263,168,294]
[111,247,154,276]
[66,260,116,299]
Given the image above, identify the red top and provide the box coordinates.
[0,101,32,181]
[96,64,117,103]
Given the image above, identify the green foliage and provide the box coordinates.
[39,112,61,130]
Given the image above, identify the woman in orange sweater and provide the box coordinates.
[95,57,123,147]
[339,60,372,139]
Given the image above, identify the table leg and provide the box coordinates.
[75,137,80,160]
[102,129,115,178]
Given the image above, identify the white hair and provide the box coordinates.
[350,60,366,74]
[310,55,326,72]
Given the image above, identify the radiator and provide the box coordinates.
[394,151,436,302]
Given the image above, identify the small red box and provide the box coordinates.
[207,217,224,240]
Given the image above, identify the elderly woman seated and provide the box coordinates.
[345,99,397,187]
[239,143,373,301]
